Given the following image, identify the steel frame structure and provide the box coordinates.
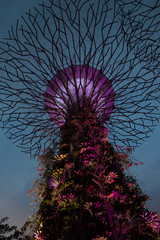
[0,0,160,156]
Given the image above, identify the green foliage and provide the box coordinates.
[24,111,160,239]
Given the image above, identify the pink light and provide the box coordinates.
[45,65,115,126]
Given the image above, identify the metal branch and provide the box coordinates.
[0,0,160,157]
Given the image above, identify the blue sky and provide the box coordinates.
[0,0,160,230]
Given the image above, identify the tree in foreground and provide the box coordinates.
[0,217,29,240]
[0,0,160,239]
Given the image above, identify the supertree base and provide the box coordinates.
[25,110,160,240]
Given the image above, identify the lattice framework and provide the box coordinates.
[0,0,160,156]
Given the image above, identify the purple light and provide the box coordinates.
[45,65,115,126]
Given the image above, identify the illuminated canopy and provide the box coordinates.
[45,65,115,126]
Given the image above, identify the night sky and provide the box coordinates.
[0,0,160,230]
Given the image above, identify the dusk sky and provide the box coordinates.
[0,0,160,231]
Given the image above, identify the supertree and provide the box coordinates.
[0,0,160,239]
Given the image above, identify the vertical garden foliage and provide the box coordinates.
[26,107,160,239]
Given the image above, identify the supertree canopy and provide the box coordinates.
[45,65,115,126]
[0,0,160,156]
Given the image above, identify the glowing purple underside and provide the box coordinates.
[45,65,115,126]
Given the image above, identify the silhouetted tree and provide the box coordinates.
[0,217,30,240]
